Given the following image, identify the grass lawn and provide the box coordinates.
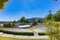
[0,36,50,40]
[0,36,20,40]
[26,26,38,30]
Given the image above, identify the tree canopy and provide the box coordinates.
[53,10,60,21]
[45,11,53,21]
[0,0,9,9]
[18,17,30,24]
[4,22,15,27]
[20,17,26,23]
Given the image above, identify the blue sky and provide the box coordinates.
[0,0,60,21]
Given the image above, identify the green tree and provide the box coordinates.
[25,19,30,24]
[45,11,52,21]
[0,0,9,9]
[32,20,37,26]
[19,17,26,24]
[53,10,60,21]
[38,19,43,23]
[4,22,15,27]
[13,20,17,23]
[4,22,11,27]
[18,17,30,24]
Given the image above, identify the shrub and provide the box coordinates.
[38,32,46,36]
[0,29,34,36]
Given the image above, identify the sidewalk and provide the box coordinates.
[0,32,49,39]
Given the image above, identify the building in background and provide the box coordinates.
[0,22,5,27]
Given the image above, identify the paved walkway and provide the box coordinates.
[0,24,49,39]
[2,28,47,36]
[0,32,49,39]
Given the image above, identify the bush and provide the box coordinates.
[32,21,37,26]
[38,32,46,36]
[0,29,34,36]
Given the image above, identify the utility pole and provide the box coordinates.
[48,10,53,40]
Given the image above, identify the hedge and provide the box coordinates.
[0,29,34,36]
[38,32,46,36]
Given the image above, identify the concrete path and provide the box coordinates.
[2,27,47,36]
[0,24,49,39]
[1,24,47,36]
[0,32,49,39]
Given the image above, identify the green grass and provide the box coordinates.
[26,26,37,30]
[0,36,20,40]
[0,36,50,40]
